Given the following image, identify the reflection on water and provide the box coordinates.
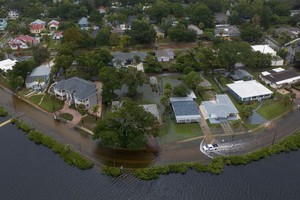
[0,123,300,200]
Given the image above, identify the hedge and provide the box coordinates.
[133,131,300,180]
[11,118,94,170]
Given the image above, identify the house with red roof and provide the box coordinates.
[9,35,40,50]
[48,20,60,31]
[53,31,63,40]
[30,19,46,34]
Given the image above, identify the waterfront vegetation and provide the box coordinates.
[11,118,94,170]
[0,105,8,117]
[133,131,300,180]
[100,166,122,177]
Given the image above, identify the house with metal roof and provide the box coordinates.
[53,77,98,109]
[170,97,201,123]
[141,104,160,121]
[227,80,273,102]
[200,94,239,124]
[25,65,51,91]
[251,45,284,66]
[259,68,300,89]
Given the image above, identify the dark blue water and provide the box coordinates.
[0,122,300,200]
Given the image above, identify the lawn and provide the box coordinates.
[158,117,202,144]
[257,98,293,120]
[60,113,73,121]
[28,94,44,104]
[18,88,33,96]
[204,75,222,94]
[81,114,98,131]
[39,94,64,112]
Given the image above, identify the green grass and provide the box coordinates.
[0,105,8,117]
[204,76,222,94]
[60,113,73,121]
[39,94,64,113]
[28,94,44,104]
[159,117,202,144]
[257,99,293,120]
[81,114,98,131]
[173,122,202,135]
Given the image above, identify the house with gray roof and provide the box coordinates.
[53,77,98,109]
[141,104,160,122]
[230,69,253,81]
[111,51,147,67]
[78,17,89,30]
[155,49,174,62]
[200,94,239,124]
[170,97,201,123]
[25,65,51,91]
[214,12,228,24]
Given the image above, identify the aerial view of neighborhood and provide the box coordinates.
[0,0,300,199]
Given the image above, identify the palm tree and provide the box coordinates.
[92,105,99,120]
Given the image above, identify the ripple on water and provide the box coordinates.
[0,123,300,200]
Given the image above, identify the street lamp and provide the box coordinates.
[114,143,117,167]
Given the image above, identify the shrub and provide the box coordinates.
[207,157,225,174]
[134,168,159,180]
[101,166,122,177]
[191,163,208,173]
[0,105,8,117]
[15,121,31,133]
[168,163,188,174]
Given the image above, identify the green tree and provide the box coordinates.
[121,67,148,96]
[93,99,159,148]
[240,23,262,43]
[96,28,111,46]
[241,106,253,118]
[144,54,162,73]
[187,3,214,28]
[7,60,36,86]
[77,48,112,76]
[128,20,156,44]
[54,55,73,71]
[183,71,202,90]
[63,27,84,47]
[32,46,50,65]
[173,84,189,97]
[92,105,99,120]
[99,66,122,95]
[168,24,197,42]
[148,0,171,23]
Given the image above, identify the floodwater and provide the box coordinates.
[0,122,300,199]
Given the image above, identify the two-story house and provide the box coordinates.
[53,77,98,109]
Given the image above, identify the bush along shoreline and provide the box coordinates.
[11,118,94,170]
[0,105,8,117]
[133,132,300,180]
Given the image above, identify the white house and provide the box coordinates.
[53,77,98,109]
[188,25,203,37]
[155,49,174,62]
[0,59,17,72]
[25,66,51,91]
[170,97,201,123]
[8,10,19,20]
[200,94,239,124]
[260,68,300,89]
[227,80,273,102]
[251,45,284,66]
[48,20,59,31]
[53,31,63,40]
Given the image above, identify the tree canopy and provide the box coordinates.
[93,99,159,149]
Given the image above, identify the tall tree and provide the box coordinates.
[128,20,156,44]
[183,71,202,91]
[121,66,148,96]
[143,54,162,73]
[99,66,122,95]
[93,99,159,149]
